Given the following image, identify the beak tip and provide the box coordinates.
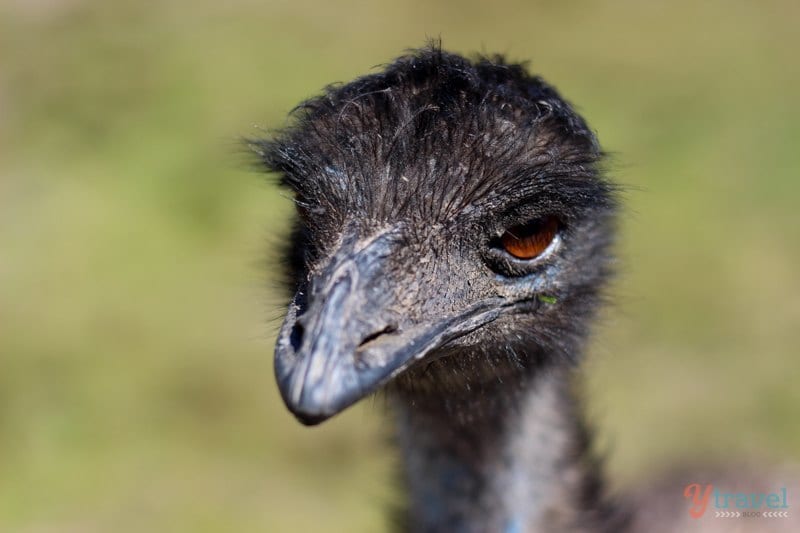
[274,374,337,426]
[282,382,359,426]
[292,410,332,426]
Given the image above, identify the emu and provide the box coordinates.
[254,47,795,532]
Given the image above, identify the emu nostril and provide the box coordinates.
[357,324,398,349]
[289,321,305,352]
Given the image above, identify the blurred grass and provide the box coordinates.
[1,0,798,531]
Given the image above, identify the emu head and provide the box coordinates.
[257,48,616,425]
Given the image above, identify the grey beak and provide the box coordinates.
[274,230,507,425]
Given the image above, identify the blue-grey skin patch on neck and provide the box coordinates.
[417,458,477,528]
[503,517,523,533]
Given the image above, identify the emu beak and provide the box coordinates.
[274,231,506,425]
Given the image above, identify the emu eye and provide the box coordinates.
[500,216,559,260]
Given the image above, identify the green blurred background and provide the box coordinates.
[1,0,798,531]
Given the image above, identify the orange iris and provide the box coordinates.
[500,216,559,260]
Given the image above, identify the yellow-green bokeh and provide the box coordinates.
[1,1,798,531]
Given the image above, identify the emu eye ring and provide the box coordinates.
[500,216,560,260]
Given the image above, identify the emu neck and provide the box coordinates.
[391,365,614,533]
